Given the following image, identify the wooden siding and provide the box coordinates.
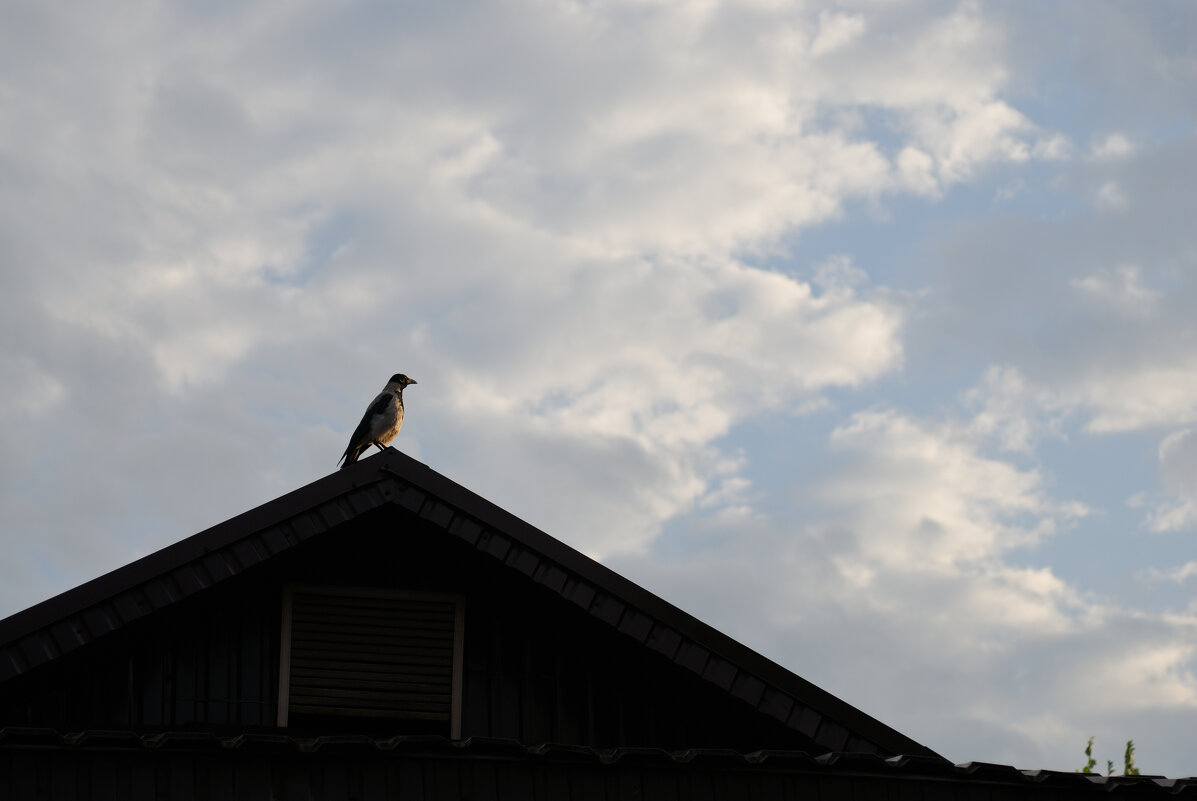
[0,576,280,729]
[460,566,807,749]
[0,511,813,750]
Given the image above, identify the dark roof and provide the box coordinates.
[1,728,1192,795]
[0,448,935,758]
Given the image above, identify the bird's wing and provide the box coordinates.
[346,392,394,448]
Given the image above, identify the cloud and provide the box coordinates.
[419,253,905,556]
[8,0,1034,576]
[962,366,1071,453]
[822,408,1088,573]
[919,133,1197,441]
[1141,561,1197,584]
[3,0,1197,776]
[613,401,1197,771]
[1071,265,1160,315]
[1091,132,1136,160]
[1132,428,1197,533]
[810,10,866,57]
[1094,180,1129,212]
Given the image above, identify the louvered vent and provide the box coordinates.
[278,587,463,734]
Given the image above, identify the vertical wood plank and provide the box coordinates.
[451,596,465,739]
[276,587,293,727]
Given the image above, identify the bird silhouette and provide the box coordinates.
[339,373,417,468]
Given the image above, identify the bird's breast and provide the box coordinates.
[374,400,404,445]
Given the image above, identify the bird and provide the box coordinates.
[338,373,417,468]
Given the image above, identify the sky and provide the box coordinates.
[2,0,1196,777]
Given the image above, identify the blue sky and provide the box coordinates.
[2,0,1196,776]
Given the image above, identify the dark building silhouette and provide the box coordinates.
[0,450,1187,798]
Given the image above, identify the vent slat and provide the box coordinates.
[291,657,452,675]
[292,664,453,681]
[289,704,449,721]
[285,588,461,724]
[291,685,451,703]
[293,600,455,617]
[291,623,455,641]
[291,647,452,666]
[293,613,454,627]
[290,633,453,651]
[293,678,450,695]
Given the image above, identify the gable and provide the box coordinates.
[0,450,936,757]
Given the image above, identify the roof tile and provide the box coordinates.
[562,578,596,610]
[816,719,850,752]
[758,688,794,723]
[645,624,682,659]
[419,499,456,528]
[317,499,353,528]
[588,593,625,627]
[259,526,291,554]
[0,652,19,682]
[616,609,654,643]
[346,484,388,515]
[394,484,427,513]
[731,673,766,706]
[447,516,484,545]
[674,641,710,675]
[142,577,179,609]
[81,604,120,635]
[480,531,512,561]
[231,537,267,568]
[702,656,737,690]
[290,512,324,541]
[789,705,821,738]
[531,563,568,594]
[48,621,86,653]
[505,547,540,577]
[170,564,208,596]
[200,552,236,581]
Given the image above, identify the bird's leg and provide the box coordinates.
[373,441,386,453]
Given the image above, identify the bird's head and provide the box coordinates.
[389,373,417,388]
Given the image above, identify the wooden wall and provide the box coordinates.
[0,509,810,751]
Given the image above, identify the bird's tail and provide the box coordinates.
[338,448,359,469]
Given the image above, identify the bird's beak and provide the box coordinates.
[408,378,418,385]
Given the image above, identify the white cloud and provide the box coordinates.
[1071,264,1160,315]
[1095,180,1129,211]
[1079,367,1197,434]
[896,146,941,196]
[1066,631,1197,711]
[1132,428,1197,533]
[972,360,1197,439]
[1141,561,1197,584]
[823,408,1088,572]
[1032,133,1072,160]
[1,0,1058,410]
[810,10,866,57]
[1158,427,1197,494]
[424,253,905,556]
[1091,132,1136,160]
[963,366,1071,453]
